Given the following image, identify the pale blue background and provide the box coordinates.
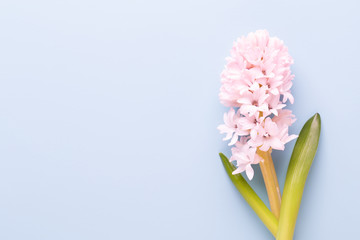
[0,0,359,239]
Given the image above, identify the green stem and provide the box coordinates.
[220,153,278,237]
[276,113,321,240]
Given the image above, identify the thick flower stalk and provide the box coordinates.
[218,30,297,218]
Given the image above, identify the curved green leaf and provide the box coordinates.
[220,153,278,237]
[276,113,321,240]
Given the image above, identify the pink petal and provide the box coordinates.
[228,134,238,146]
[245,164,254,180]
[270,138,285,150]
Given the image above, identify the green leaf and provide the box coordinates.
[220,153,278,237]
[276,113,321,240]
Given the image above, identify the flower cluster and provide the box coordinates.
[218,30,297,180]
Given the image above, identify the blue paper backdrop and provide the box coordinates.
[0,0,359,239]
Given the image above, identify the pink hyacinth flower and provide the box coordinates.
[218,30,297,179]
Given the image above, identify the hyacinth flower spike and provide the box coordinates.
[217,29,297,218]
[218,30,321,239]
